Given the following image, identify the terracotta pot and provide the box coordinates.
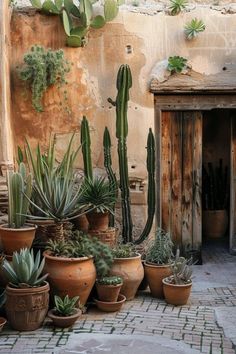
[5,282,49,331]
[87,212,109,231]
[88,227,117,247]
[202,210,228,238]
[96,281,122,302]
[95,294,126,312]
[138,260,148,291]
[48,308,81,328]
[0,317,6,331]
[110,254,144,300]
[144,262,172,298]
[162,278,192,306]
[0,223,37,255]
[43,252,96,306]
[74,215,89,232]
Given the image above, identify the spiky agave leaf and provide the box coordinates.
[169,0,188,15]
[184,18,205,40]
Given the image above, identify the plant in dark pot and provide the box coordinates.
[144,228,174,298]
[162,250,193,306]
[48,295,81,328]
[202,159,229,238]
[0,163,36,255]
[2,248,49,331]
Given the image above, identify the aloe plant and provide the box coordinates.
[169,0,188,15]
[184,18,205,40]
[2,248,48,288]
[54,295,79,316]
[7,162,32,228]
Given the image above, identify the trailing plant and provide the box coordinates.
[202,159,229,210]
[146,228,174,265]
[54,295,79,316]
[167,249,192,285]
[81,116,93,181]
[2,248,48,288]
[167,56,188,74]
[7,162,32,228]
[184,18,205,40]
[112,243,137,258]
[19,45,70,112]
[30,0,121,48]
[96,276,122,285]
[108,65,156,244]
[169,0,188,15]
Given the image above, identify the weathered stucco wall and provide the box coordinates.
[10,6,236,179]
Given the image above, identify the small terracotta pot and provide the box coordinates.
[110,254,144,300]
[43,252,96,306]
[144,262,172,298]
[74,215,89,232]
[162,278,192,306]
[96,281,122,302]
[138,260,148,291]
[5,282,49,331]
[95,294,126,312]
[87,212,109,231]
[48,308,81,328]
[0,223,37,255]
[0,317,6,331]
[202,210,228,238]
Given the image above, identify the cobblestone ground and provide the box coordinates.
[0,243,236,354]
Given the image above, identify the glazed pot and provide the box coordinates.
[110,254,144,300]
[43,252,96,306]
[95,294,126,312]
[48,308,81,328]
[96,281,122,302]
[202,210,228,238]
[5,281,49,331]
[144,262,172,298]
[162,278,192,306]
[0,223,37,255]
[87,212,109,231]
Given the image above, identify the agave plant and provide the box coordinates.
[167,56,188,74]
[2,248,48,288]
[146,228,173,265]
[169,0,188,15]
[169,249,193,284]
[54,295,79,316]
[184,18,205,40]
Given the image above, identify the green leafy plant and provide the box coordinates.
[19,45,70,112]
[167,56,188,74]
[96,276,122,285]
[54,295,79,316]
[169,0,188,15]
[112,243,136,258]
[2,248,48,288]
[184,18,205,40]
[30,0,121,48]
[146,228,173,265]
[168,249,193,284]
[81,116,93,181]
[7,162,32,228]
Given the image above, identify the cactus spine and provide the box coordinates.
[81,116,93,181]
[103,127,118,227]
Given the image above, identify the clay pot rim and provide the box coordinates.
[203,209,227,213]
[94,293,126,305]
[6,281,50,294]
[144,261,171,268]
[162,277,192,288]
[0,317,6,326]
[96,281,123,288]
[0,223,37,232]
[48,308,81,320]
[113,253,141,261]
[43,251,93,262]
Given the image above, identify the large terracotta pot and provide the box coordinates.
[96,282,122,302]
[144,262,172,298]
[0,223,37,255]
[110,254,144,300]
[162,278,192,306]
[202,210,228,238]
[5,282,49,331]
[87,212,109,231]
[43,252,96,306]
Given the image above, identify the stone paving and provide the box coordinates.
[0,242,236,354]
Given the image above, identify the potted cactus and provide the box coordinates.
[0,163,36,255]
[96,276,123,303]
[2,248,49,331]
[48,295,81,328]
[144,228,173,298]
[162,250,193,306]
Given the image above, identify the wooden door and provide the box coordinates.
[230,113,236,254]
[157,111,202,250]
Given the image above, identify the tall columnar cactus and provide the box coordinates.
[81,116,93,181]
[7,162,32,229]
[103,127,118,227]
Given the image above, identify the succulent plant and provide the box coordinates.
[54,295,79,316]
[169,0,188,15]
[146,228,173,265]
[2,248,48,288]
[97,276,123,285]
[81,116,93,181]
[167,56,188,74]
[169,249,193,285]
[112,243,136,258]
[184,18,205,40]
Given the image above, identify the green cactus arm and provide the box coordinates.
[81,116,93,181]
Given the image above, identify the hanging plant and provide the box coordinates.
[30,0,122,48]
[19,45,71,113]
[184,18,205,40]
